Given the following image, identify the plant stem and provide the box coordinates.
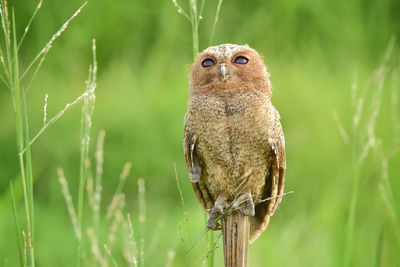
[208,230,214,267]
[344,154,359,267]
[189,0,199,58]
[10,181,25,267]
[209,0,223,46]
[10,9,35,267]
[77,82,89,267]
[77,41,97,266]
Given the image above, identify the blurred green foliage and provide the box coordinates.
[0,0,399,266]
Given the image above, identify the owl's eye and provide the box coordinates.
[202,58,215,67]
[233,56,249,64]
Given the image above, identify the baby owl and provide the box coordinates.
[183,44,286,243]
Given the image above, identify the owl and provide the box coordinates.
[183,44,285,243]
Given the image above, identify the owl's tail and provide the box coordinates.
[249,204,272,243]
[249,167,285,243]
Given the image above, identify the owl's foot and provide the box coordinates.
[231,192,255,216]
[207,197,228,230]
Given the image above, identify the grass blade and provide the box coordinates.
[10,181,25,267]
[137,178,146,267]
[10,8,35,267]
[375,225,384,267]
[189,0,199,58]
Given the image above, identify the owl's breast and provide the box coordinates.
[188,94,232,165]
[224,92,271,171]
[188,91,272,197]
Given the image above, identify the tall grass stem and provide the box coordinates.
[10,181,25,267]
[137,178,146,267]
[77,38,97,266]
[94,130,105,235]
[208,0,223,46]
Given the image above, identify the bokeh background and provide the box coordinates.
[0,0,399,266]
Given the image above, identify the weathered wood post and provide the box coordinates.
[222,211,250,267]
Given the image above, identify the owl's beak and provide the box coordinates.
[219,63,230,81]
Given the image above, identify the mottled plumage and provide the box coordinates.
[183,44,285,243]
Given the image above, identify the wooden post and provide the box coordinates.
[222,210,250,267]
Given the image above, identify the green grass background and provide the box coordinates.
[0,0,400,266]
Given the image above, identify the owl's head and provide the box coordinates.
[189,44,271,95]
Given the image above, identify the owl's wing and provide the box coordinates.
[183,117,201,183]
[183,115,213,212]
[250,111,286,242]
[266,129,286,215]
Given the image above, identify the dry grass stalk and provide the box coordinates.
[137,178,146,224]
[86,166,95,207]
[23,86,96,153]
[93,130,106,232]
[106,162,132,220]
[0,0,11,45]
[107,202,125,248]
[22,230,27,265]
[1,1,89,266]
[57,167,81,240]
[199,232,221,264]
[106,194,124,220]
[17,0,43,49]
[87,228,108,267]
[339,38,397,267]
[0,46,9,82]
[174,163,191,236]
[332,110,349,145]
[137,178,146,267]
[42,93,48,125]
[178,222,185,245]
[104,244,118,267]
[171,0,190,21]
[125,214,138,267]
[21,1,87,81]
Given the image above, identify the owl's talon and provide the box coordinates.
[239,200,255,216]
[207,209,223,230]
[207,218,222,230]
[232,193,255,216]
[207,197,228,230]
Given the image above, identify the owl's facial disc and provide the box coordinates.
[191,44,270,92]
